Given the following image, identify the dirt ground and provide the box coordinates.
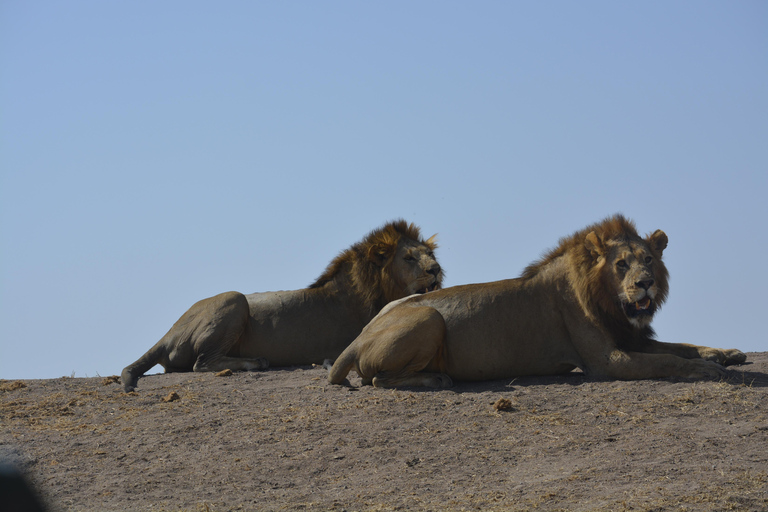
[1,353,767,512]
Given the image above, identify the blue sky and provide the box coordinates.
[1,1,766,380]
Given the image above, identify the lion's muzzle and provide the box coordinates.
[623,297,654,318]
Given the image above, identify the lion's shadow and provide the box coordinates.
[392,363,768,393]
[725,362,768,388]
[337,359,768,392]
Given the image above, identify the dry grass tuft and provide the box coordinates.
[101,376,120,386]
[493,397,515,412]
[163,391,181,403]
[0,380,27,392]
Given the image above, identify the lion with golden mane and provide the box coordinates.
[122,220,442,392]
[329,215,745,388]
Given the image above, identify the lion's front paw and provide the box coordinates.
[722,349,747,366]
[686,360,727,380]
[701,348,747,366]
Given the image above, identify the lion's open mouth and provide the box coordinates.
[624,297,653,317]
[416,283,439,294]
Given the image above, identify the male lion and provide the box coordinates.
[122,220,442,392]
[329,215,745,388]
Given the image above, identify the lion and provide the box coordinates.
[329,215,746,388]
[122,220,442,392]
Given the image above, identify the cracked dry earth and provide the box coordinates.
[1,353,767,511]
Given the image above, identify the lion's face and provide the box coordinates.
[606,242,660,327]
[388,237,443,299]
[599,231,669,328]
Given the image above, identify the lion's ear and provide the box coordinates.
[648,229,668,256]
[366,245,385,266]
[367,242,396,266]
[584,231,604,258]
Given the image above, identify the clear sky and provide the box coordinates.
[1,1,766,380]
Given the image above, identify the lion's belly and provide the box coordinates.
[443,327,582,380]
[233,291,365,366]
[430,293,583,381]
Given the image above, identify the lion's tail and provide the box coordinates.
[327,345,357,385]
[121,340,166,393]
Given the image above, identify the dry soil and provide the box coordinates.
[2,353,767,511]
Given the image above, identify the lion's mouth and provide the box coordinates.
[416,282,440,294]
[624,297,653,317]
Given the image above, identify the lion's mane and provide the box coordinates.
[309,220,439,315]
[523,214,670,350]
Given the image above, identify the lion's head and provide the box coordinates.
[574,215,670,335]
[309,220,443,315]
[526,214,669,335]
[583,219,669,329]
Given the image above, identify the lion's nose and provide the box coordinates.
[636,279,654,290]
[427,263,441,277]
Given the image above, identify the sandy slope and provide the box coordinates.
[2,353,767,511]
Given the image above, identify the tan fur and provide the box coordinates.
[122,220,442,392]
[329,215,746,388]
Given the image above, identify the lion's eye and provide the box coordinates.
[645,256,653,265]
[404,254,416,262]
[616,260,628,270]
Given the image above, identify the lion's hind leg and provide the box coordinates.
[122,292,266,392]
[122,339,169,392]
[352,304,450,389]
[189,292,269,373]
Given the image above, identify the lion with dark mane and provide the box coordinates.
[122,220,442,392]
[329,215,745,388]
